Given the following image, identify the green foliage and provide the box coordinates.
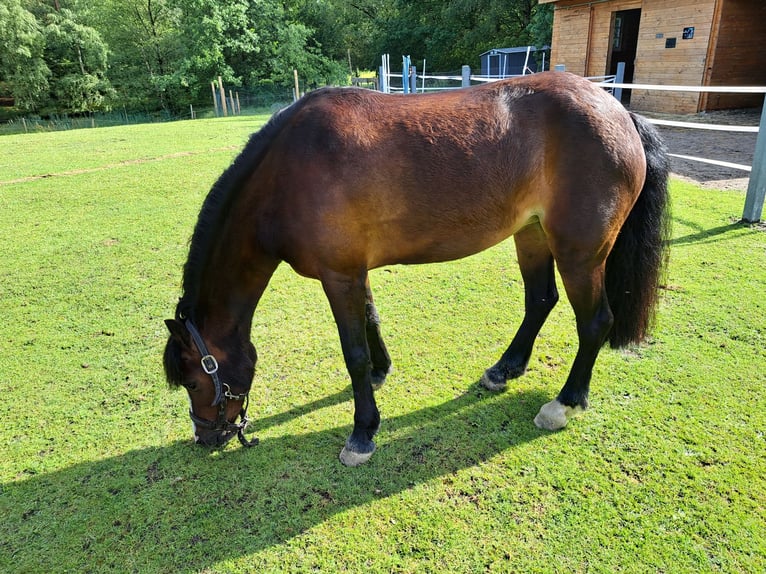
[0,1,112,113]
[359,0,554,71]
[1,1,554,114]
[0,118,764,573]
[35,7,113,113]
[0,0,49,110]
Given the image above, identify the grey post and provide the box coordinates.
[614,62,625,102]
[743,97,766,222]
[462,65,471,88]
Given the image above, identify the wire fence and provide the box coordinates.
[0,86,295,136]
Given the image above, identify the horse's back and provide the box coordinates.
[255,73,646,275]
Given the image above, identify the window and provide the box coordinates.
[612,14,623,50]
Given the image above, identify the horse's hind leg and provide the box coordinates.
[534,258,613,430]
[322,270,381,466]
[366,278,392,390]
[482,222,559,391]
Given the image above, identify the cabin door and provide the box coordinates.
[608,8,641,104]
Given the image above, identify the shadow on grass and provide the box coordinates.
[0,383,550,572]
[669,218,759,246]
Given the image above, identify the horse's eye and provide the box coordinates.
[182,381,198,392]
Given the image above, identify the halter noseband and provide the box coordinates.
[183,319,258,447]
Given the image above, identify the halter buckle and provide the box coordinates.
[201,354,218,375]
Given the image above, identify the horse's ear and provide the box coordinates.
[165,319,189,344]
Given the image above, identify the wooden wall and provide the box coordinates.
[631,0,716,113]
[704,0,766,110]
[547,2,591,75]
[544,0,764,114]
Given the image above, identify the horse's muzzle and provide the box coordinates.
[193,427,237,448]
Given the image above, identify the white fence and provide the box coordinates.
[597,82,766,222]
[378,59,766,222]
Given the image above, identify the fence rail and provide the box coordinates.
[593,81,766,222]
[378,58,765,222]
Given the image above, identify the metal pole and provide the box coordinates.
[523,46,531,75]
[402,56,409,94]
[614,61,625,102]
[743,97,766,222]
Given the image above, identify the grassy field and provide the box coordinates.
[0,117,764,573]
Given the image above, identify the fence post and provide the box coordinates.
[614,61,625,102]
[218,76,228,117]
[462,65,471,87]
[409,65,417,94]
[211,82,219,116]
[743,98,766,222]
[402,56,410,94]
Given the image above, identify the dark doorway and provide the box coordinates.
[608,9,641,104]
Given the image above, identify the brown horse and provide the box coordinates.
[163,71,670,466]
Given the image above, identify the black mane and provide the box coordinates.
[175,102,300,322]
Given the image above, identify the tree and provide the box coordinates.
[364,0,553,72]
[1,0,554,115]
[0,1,112,114]
[0,0,50,110]
[72,0,185,112]
[35,6,114,113]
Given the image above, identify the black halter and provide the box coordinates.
[184,319,258,447]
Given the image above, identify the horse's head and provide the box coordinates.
[163,317,259,448]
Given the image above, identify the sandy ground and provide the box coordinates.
[639,107,762,191]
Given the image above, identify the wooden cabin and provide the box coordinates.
[541,0,766,113]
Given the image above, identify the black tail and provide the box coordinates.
[605,112,672,348]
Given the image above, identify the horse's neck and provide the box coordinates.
[194,246,278,339]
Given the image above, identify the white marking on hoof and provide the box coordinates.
[339,445,376,467]
[480,370,507,392]
[534,400,584,431]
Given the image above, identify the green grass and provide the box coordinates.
[0,118,764,573]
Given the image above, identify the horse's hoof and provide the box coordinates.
[339,443,376,467]
[371,366,392,391]
[480,367,507,391]
[533,400,584,430]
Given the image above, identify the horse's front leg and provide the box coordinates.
[322,270,380,466]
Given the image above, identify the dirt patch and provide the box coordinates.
[0,146,240,187]
[639,108,761,191]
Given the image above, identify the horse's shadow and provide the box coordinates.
[1,384,549,572]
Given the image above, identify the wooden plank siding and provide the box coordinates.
[704,0,766,110]
[631,0,716,112]
[543,0,765,114]
[549,5,592,75]
[587,0,642,78]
